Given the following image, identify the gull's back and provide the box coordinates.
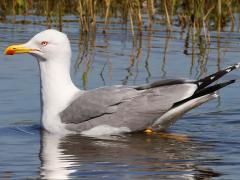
[60,80,199,133]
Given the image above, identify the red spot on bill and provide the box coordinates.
[6,49,15,55]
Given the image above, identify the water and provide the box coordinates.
[1,15,240,179]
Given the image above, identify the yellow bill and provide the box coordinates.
[4,44,33,55]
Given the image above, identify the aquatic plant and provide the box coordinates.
[1,0,239,37]
[2,0,240,87]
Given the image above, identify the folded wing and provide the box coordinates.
[60,80,197,132]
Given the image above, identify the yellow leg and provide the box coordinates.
[156,132,189,142]
[144,128,189,142]
[144,128,153,134]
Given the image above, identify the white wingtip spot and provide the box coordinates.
[226,69,231,73]
[210,76,215,80]
[235,63,240,69]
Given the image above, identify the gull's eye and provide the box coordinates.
[41,41,48,46]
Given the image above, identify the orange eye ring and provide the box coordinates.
[41,41,48,46]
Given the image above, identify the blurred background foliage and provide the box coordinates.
[1,0,240,34]
[1,0,240,87]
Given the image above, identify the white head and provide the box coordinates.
[5,29,71,63]
[4,29,80,134]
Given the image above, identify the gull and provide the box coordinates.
[4,29,239,135]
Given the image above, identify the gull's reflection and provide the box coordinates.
[40,131,222,179]
[40,132,77,179]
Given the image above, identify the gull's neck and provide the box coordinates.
[38,57,80,133]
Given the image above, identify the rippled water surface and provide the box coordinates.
[1,15,240,179]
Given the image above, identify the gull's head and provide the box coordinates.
[4,29,71,61]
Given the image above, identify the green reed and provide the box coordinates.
[2,0,240,87]
[2,0,240,35]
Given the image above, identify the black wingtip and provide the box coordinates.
[173,79,236,107]
[196,79,236,96]
[196,63,240,91]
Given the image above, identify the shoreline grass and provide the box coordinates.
[1,0,240,87]
[1,0,240,32]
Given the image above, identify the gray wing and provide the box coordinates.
[60,80,197,132]
[60,86,139,123]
